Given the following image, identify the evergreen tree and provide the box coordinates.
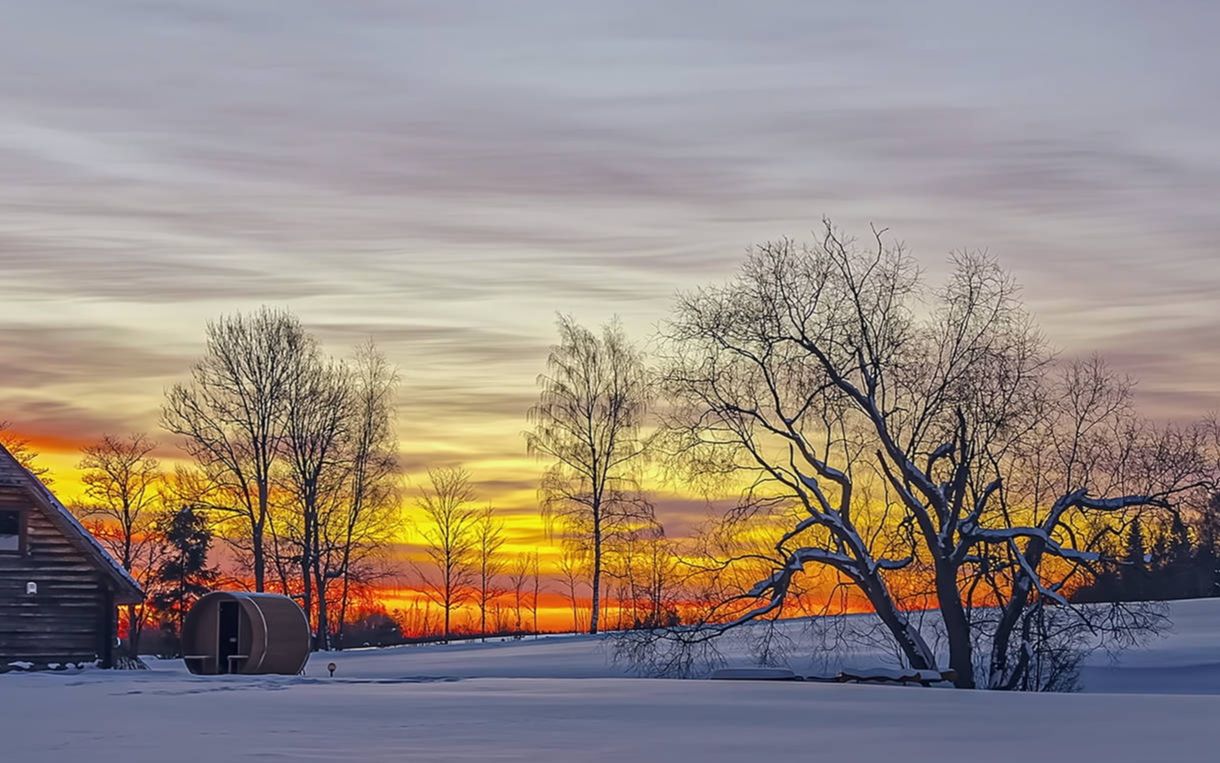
[1073,502,1220,605]
[1162,512,1196,599]
[1122,517,1148,601]
[150,506,218,655]
[1195,493,1220,597]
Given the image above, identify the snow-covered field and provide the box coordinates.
[4,599,1220,762]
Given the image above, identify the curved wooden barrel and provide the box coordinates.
[182,591,309,675]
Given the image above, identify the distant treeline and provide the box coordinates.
[1073,495,1220,603]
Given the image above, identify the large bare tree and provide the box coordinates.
[643,221,1205,690]
[414,466,480,642]
[163,307,314,591]
[527,316,652,634]
[76,433,168,655]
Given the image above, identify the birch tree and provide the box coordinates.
[527,316,652,634]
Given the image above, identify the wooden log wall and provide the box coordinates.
[0,486,111,667]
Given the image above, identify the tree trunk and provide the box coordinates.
[589,511,602,635]
[935,558,976,689]
[314,563,329,650]
[335,520,356,649]
[252,523,266,592]
[989,538,1048,689]
[859,575,938,673]
[336,565,352,650]
[301,533,313,646]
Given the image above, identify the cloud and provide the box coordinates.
[1077,322,1220,420]
[0,400,142,452]
[0,323,190,446]
[1,0,1218,511]
[0,323,189,387]
[311,322,547,367]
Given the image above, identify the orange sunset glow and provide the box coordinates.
[9,428,717,633]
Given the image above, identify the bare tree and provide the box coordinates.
[333,341,401,649]
[77,433,169,655]
[0,421,50,482]
[281,355,352,649]
[556,545,588,634]
[609,522,680,629]
[530,551,543,636]
[414,467,480,642]
[507,552,532,633]
[474,505,506,640]
[644,221,1204,690]
[527,315,652,634]
[163,307,313,591]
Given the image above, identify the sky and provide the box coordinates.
[2,1,1219,576]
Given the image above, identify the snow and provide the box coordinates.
[3,599,1220,761]
[836,667,949,683]
[1078,597,1220,695]
[709,667,799,680]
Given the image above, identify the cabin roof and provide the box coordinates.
[0,444,144,604]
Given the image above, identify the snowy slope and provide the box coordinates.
[1078,598,1220,694]
[3,598,1219,762]
[261,597,1220,694]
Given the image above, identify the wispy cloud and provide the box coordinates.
[0,0,1217,517]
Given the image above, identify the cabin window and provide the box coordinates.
[0,509,22,553]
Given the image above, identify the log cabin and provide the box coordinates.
[0,444,143,670]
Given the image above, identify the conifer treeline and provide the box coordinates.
[1073,496,1220,603]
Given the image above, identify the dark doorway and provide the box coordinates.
[218,600,240,674]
